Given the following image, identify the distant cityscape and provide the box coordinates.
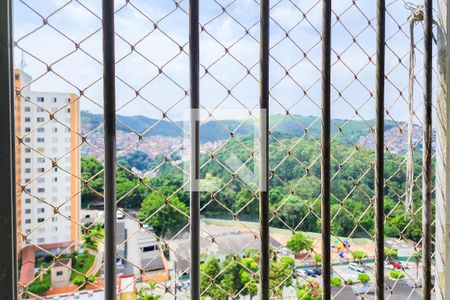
[16,70,429,299]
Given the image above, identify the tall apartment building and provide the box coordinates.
[15,70,80,251]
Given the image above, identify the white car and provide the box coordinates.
[117,211,125,220]
[384,262,394,270]
[349,262,365,273]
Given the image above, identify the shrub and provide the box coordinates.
[88,275,96,283]
[389,270,405,279]
[286,232,314,254]
[280,256,295,267]
[331,277,343,287]
[73,275,85,286]
[27,278,50,295]
[352,251,367,263]
[384,248,398,260]
[314,253,322,264]
[357,273,371,284]
[296,282,322,300]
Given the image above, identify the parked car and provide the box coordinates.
[117,211,125,220]
[312,268,322,276]
[349,262,365,273]
[388,260,401,269]
[384,262,395,270]
[304,269,318,277]
[182,281,190,289]
[294,268,305,277]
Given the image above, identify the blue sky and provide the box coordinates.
[13,0,433,124]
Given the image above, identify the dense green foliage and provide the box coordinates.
[285,232,314,254]
[352,251,367,264]
[27,272,51,295]
[357,274,371,285]
[330,277,343,287]
[118,150,162,172]
[389,270,405,279]
[81,134,433,242]
[200,252,292,299]
[138,193,188,238]
[136,282,162,300]
[70,253,95,281]
[296,281,322,300]
[384,248,398,260]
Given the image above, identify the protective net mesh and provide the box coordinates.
[13,0,436,299]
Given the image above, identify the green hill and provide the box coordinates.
[80,111,399,144]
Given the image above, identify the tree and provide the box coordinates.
[280,256,295,267]
[239,258,258,300]
[352,251,367,265]
[200,257,226,300]
[269,261,293,297]
[73,275,86,287]
[285,232,314,255]
[274,196,310,230]
[296,281,322,300]
[358,273,370,286]
[412,250,422,278]
[27,273,51,295]
[331,277,343,287]
[118,150,158,171]
[220,259,246,298]
[384,248,398,260]
[81,156,104,207]
[136,282,162,300]
[139,193,188,238]
[314,254,322,265]
[116,180,148,208]
[389,270,405,279]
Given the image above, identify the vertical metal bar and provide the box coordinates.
[259,0,270,299]
[189,0,200,299]
[321,0,332,299]
[422,0,433,299]
[0,0,17,299]
[375,0,386,299]
[102,0,117,299]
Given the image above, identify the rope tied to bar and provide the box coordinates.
[404,3,424,219]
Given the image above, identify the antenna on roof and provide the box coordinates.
[19,50,27,71]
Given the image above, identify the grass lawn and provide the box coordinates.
[70,253,95,281]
